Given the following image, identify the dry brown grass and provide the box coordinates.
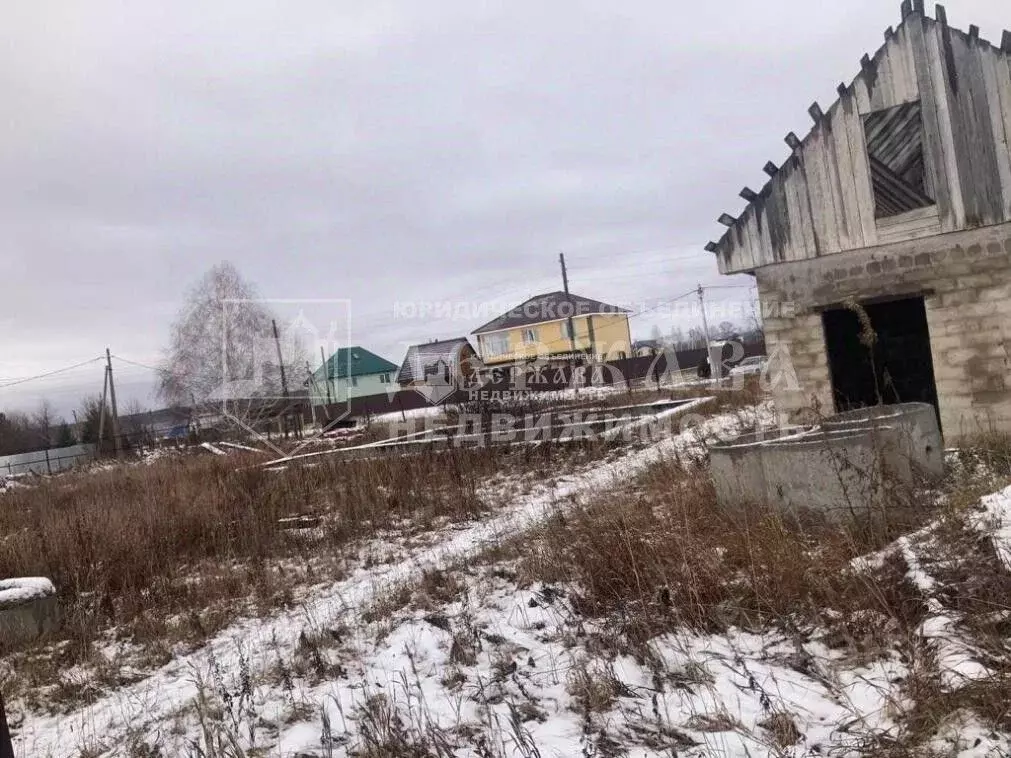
[509,437,1011,752]
[520,456,929,648]
[0,440,599,686]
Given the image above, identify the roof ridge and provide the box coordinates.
[471,290,629,334]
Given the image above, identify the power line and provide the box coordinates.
[110,355,162,373]
[0,357,105,390]
[561,242,708,263]
[626,287,700,320]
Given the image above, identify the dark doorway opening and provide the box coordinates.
[822,296,939,420]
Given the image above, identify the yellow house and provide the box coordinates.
[472,291,632,366]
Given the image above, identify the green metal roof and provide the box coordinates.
[312,347,398,382]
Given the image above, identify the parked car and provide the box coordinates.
[729,355,767,377]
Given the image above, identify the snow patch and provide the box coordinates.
[0,577,55,609]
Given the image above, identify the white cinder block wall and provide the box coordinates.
[757,222,1011,441]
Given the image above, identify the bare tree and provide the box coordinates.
[31,400,53,449]
[158,262,307,406]
[716,321,738,341]
[0,411,33,455]
[0,403,60,455]
[158,263,310,442]
[77,396,110,445]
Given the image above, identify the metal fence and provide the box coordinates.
[0,443,96,476]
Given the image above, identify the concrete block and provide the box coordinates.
[957,274,996,290]
[940,290,980,308]
[977,286,1011,302]
[709,403,944,518]
[945,347,981,365]
[0,578,59,645]
[822,402,944,480]
[930,334,969,352]
[709,427,812,508]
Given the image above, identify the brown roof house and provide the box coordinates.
[708,3,1011,440]
[397,337,483,404]
[472,291,632,368]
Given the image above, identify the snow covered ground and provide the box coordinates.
[10,401,1011,757]
[13,397,750,756]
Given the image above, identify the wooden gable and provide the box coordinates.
[713,4,1011,274]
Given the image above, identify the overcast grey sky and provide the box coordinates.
[1,0,1006,415]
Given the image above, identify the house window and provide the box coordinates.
[379,373,390,383]
[862,101,933,219]
[522,328,538,344]
[483,333,509,356]
[351,377,358,388]
[561,321,574,340]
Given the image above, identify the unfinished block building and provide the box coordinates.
[709,2,1011,440]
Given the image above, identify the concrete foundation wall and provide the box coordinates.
[710,403,943,516]
[758,222,1011,441]
[0,595,59,645]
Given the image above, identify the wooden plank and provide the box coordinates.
[926,20,966,228]
[980,47,1011,218]
[783,156,816,260]
[799,132,835,254]
[992,52,1011,217]
[779,159,806,261]
[721,225,746,272]
[763,173,793,261]
[828,96,863,249]
[875,204,940,227]
[891,25,920,103]
[820,107,854,250]
[878,219,943,244]
[948,27,1004,225]
[879,36,903,106]
[738,211,761,270]
[877,206,942,242]
[840,89,878,245]
[909,16,951,225]
[868,46,894,111]
[854,58,874,113]
[753,193,775,266]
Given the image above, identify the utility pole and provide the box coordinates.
[697,285,718,380]
[559,252,581,394]
[106,349,122,458]
[306,361,317,428]
[272,320,289,398]
[559,252,577,356]
[272,320,290,438]
[320,345,332,405]
[97,362,109,450]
